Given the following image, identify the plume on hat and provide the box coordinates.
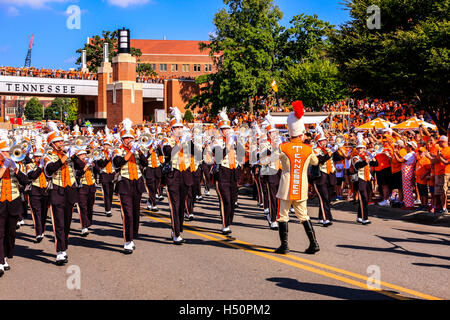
[105,126,110,135]
[170,107,182,121]
[292,101,304,119]
[122,118,133,131]
[316,123,325,137]
[47,121,59,133]
[218,108,229,122]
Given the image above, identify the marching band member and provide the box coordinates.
[201,135,214,197]
[44,122,79,265]
[162,108,193,244]
[73,148,97,237]
[352,134,379,225]
[0,139,31,275]
[267,101,320,254]
[112,119,148,254]
[311,125,342,227]
[212,108,242,235]
[185,136,203,221]
[95,137,115,217]
[144,139,163,212]
[260,112,282,230]
[25,145,49,243]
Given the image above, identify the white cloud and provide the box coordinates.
[107,0,150,8]
[7,6,20,16]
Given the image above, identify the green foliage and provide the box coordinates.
[194,0,284,114]
[183,109,194,122]
[137,63,158,77]
[188,1,346,114]
[76,30,143,73]
[24,97,43,121]
[329,0,449,131]
[44,98,76,124]
[279,54,348,109]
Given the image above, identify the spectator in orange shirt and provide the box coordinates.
[415,147,432,210]
[391,140,407,205]
[435,136,450,213]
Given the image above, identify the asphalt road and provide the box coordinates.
[0,187,448,300]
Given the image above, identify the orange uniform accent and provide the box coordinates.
[104,151,113,174]
[280,139,312,201]
[150,150,158,168]
[58,153,72,188]
[0,166,12,202]
[38,171,47,188]
[85,168,94,185]
[178,144,186,172]
[127,150,139,180]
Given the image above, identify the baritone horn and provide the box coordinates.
[10,144,26,162]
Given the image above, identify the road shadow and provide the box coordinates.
[411,262,450,270]
[337,240,450,262]
[266,277,397,300]
[12,244,55,264]
[393,228,450,239]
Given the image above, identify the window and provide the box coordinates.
[151,64,156,71]
[194,64,201,72]
[6,107,16,115]
[182,64,190,72]
[205,64,212,72]
[171,64,178,72]
[160,64,167,72]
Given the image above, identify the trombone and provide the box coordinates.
[91,147,104,161]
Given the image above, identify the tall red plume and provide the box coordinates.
[292,100,304,119]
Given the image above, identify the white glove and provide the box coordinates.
[8,159,17,170]
[2,158,12,169]
[108,150,114,159]
[130,142,139,153]
[330,145,339,153]
[39,157,45,168]
[66,147,75,158]
[86,158,93,167]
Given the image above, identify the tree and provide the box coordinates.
[192,0,284,115]
[24,97,43,121]
[329,0,449,132]
[136,63,158,77]
[279,54,348,109]
[76,30,143,73]
[66,98,78,124]
[44,98,75,124]
[183,109,194,123]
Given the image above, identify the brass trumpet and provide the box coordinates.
[335,134,345,148]
[373,142,384,154]
[91,147,104,161]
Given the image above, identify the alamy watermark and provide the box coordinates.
[367,5,381,30]
[366,265,381,290]
[66,265,81,290]
[66,5,81,30]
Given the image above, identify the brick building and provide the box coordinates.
[131,39,218,78]
[131,39,217,120]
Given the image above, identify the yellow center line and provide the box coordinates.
[96,194,443,300]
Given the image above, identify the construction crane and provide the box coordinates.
[16,35,34,118]
[24,34,34,68]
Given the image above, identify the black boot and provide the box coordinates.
[303,219,320,254]
[274,222,289,254]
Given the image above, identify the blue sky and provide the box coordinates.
[0,0,350,70]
